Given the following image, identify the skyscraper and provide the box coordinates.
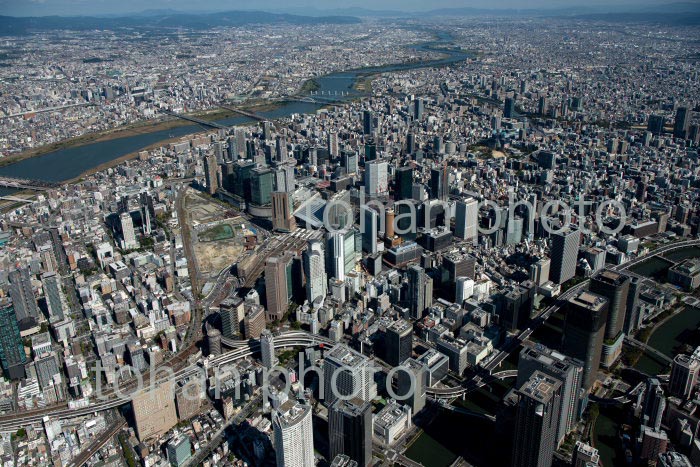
[395,166,414,201]
[589,269,630,341]
[364,160,388,197]
[328,131,339,159]
[327,232,346,281]
[323,344,376,407]
[131,380,178,441]
[361,205,379,254]
[412,98,424,120]
[407,264,433,320]
[669,353,700,400]
[455,197,478,241]
[562,291,609,391]
[119,212,138,250]
[362,110,374,135]
[511,371,562,467]
[272,191,296,232]
[397,358,428,414]
[41,272,66,321]
[517,342,583,447]
[304,240,327,305]
[261,329,277,369]
[385,319,413,366]
[273,401,314,467]
[265,253,292,322]
[220,297,245,339]
[8,267,38,323]
[642,378,666,431]
[673,106,690,139]
[504,97,515,118]
[0,299,26,379]
[429,165,448,201]
[549,229,580,285]
[329,397,373,467]
[204,153,219,195]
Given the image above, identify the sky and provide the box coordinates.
[0,0,697,17]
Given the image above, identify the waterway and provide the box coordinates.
[0,34,470,193]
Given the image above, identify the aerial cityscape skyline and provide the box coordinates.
[0,2,698,467]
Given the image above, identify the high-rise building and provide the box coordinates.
[304,240,327,304]
[673,106,690,139]
[517,342,583,447]
[0,299,26,379]
[511,371,562,467]
[562,291,608,391]
[669,353,700,400]
[589,270,630,341]
[273,401,314,467]
[329,397,373,467]
[272,191,296,232]
[530,258,551,286]
[41,272,66,321]
[323,344,376,407]
[455,197,478,241]
[327,232,346,281]
[131,380,178,441]
[119,212,138,250]
[361,206,379,254]
[362,110,374,135]
[572,441,600,467]
[429,165,448,201]
[364,160,388,197]
[504,97,515,118]
[250,167,274,206]
[647,114,665,135]
[166,434,192,467]
[220,297,245,339]
[328,131,339,159]
[261,330,277,369]
[204,153,219,195]
[549,229,580,285]
[385,319,413,366]
[265,254,293,322]
[397,358,428,414]
[395,166,414,201]
[413,98,424,120]
[207,328,222,356]
[8,267,38,323]
[407,265,433,320]
[642,378,666,431]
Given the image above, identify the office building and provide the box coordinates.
[429,165,448,201]
[413,98,424,120]
[362,110,374,135]
[364,160,388,197]
[304,240,327,305]
[643,378,666,431]
[511,371,562,467]
[0,300,26,380]
[41,272,66,321]
[265,254,292,322]
[455,197,478,241]
[323,344,376,406]
[589,269,630,341]
[385,319,413,366]
[407,264,433,320]
[8,268,38,324]
[395,166,413,201]
[669,353,700,400]
[329,397,372,467]
[647,114,665,135]
[273,401,314,467]
[244,305,266,339]
[673,106,690,139]
[131,380,178,441]
[530,258,551,286]
[572,441,600,467]
[504,97,515,118]
[120,212,138,250]
[517,342,583,447]
[361,205,379,254]
[220,297,245,339]
[562,291,608,390]
[327,231,346,281]
[397,358,428,414]
[550,229,580,285]
[272,191,296,232]
[261,330,277,369]
[204,153,218,195]
[166,434,192,467]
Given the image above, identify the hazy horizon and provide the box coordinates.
[2,0,698,17]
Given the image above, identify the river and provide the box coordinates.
[0,34,470,194]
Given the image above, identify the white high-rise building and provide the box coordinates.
[323,344,377,407]
[327,232,345,281]
[120,212,138,250]
[364,160,388,197]
[273,401,314,467]
[304,240,327,305]
[455,277,475,304]
[261,330,277,369]
[455,197,478,241]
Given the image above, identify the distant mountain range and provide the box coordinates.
[0,10,361,35]
[1,2,698,35]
